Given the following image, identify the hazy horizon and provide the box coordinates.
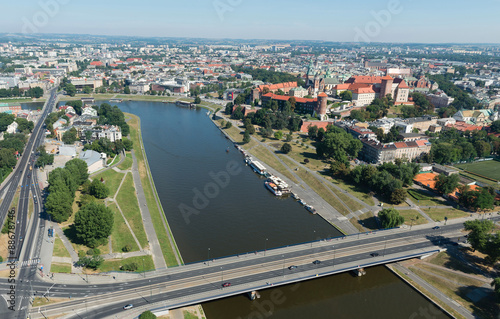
[1,0,499,44]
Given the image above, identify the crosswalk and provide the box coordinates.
[17,258,40,268]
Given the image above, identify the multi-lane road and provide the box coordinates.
[0,87,57,319]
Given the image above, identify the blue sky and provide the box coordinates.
[2,0,500,43]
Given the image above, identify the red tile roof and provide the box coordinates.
[262,93,316,104]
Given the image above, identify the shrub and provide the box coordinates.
[122,244,132,252]
[121,262,138,272]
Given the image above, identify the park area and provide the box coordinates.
[455,160,500,181]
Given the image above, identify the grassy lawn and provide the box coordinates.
[11,187,21,210]
[325,183,365,212]
[183,311,198,319]
[215,119,258,149]
[117,152,133,171]
[249,146,299,184]
[51,262,71,274]
[53,234,71,258]
[28,195,34,220]
[107,154,121,166]
[424,208,469,222]
[328,177,376,206]
[109,203,140,253]
[458,172,500,190]
[398,210,428,226]
[391,267,465,319]
[92,169,125,198]
[357,210,379,230]
[127,113,180,266]
[350,217,365,232]
[99,255,155,273]
[287,143,326,171]
[295,170,350,215]
[455,160,500,181]
[410,265,497,319]
[407,189,449,207]
[116,173,148,248]
[0,98,36,103]
[428,251,480,275]
[32,297,68,307]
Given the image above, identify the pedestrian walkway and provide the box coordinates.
[389,263,475,319]
[130,150,168,269]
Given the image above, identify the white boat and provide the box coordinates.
[265,181,283,196]
[298,199,307,206]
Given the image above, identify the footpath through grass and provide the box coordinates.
[127,113,181,266]
[92,169,124,198]
[115,173,148,248]
[108,202,140,253]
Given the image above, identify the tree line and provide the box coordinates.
[231,65,306,87]
[422,128,500,164]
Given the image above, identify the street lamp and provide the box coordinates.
[383,237,387,257]
[332,246,335,268]
[207,248,211,266]
[142,258,145,278]
[282,255,285,277]
[264,238,268,256]
[311,230,316,247]
[221,267,223,285]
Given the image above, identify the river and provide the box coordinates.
[69,100,449,319]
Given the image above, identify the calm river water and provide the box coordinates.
[74,100,447,319]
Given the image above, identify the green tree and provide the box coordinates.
[378,208,405,229]
[274,130,283,140]
[83,86,93,94]
[434,174,460,195]
[77,255,104,270]
[308,125,318,139]
[89,179,110,199]
[492,278,500,300]
[65,158,89,186]
[139,311,157,319]
[225,121,232,129]
[390,188,407,204]
[464,220,494,252]
[339,90,352,101]
[15,118,34,133]
[124,86,131,94]
[123,138,133,151]
[74,202,114,248]
[281,143,292,154]
[194,96,202,104]
[62,127,78,144]
[0,113,15,132]
[65,83,76,97]
[243,130,251,144]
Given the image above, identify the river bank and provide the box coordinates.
[126,113,183,267]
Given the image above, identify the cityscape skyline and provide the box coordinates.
[2,0,499,44]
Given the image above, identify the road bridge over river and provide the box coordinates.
[2,217,491,319]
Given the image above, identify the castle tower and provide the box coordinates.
[315,92,328,120]
[380,75,393,99]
